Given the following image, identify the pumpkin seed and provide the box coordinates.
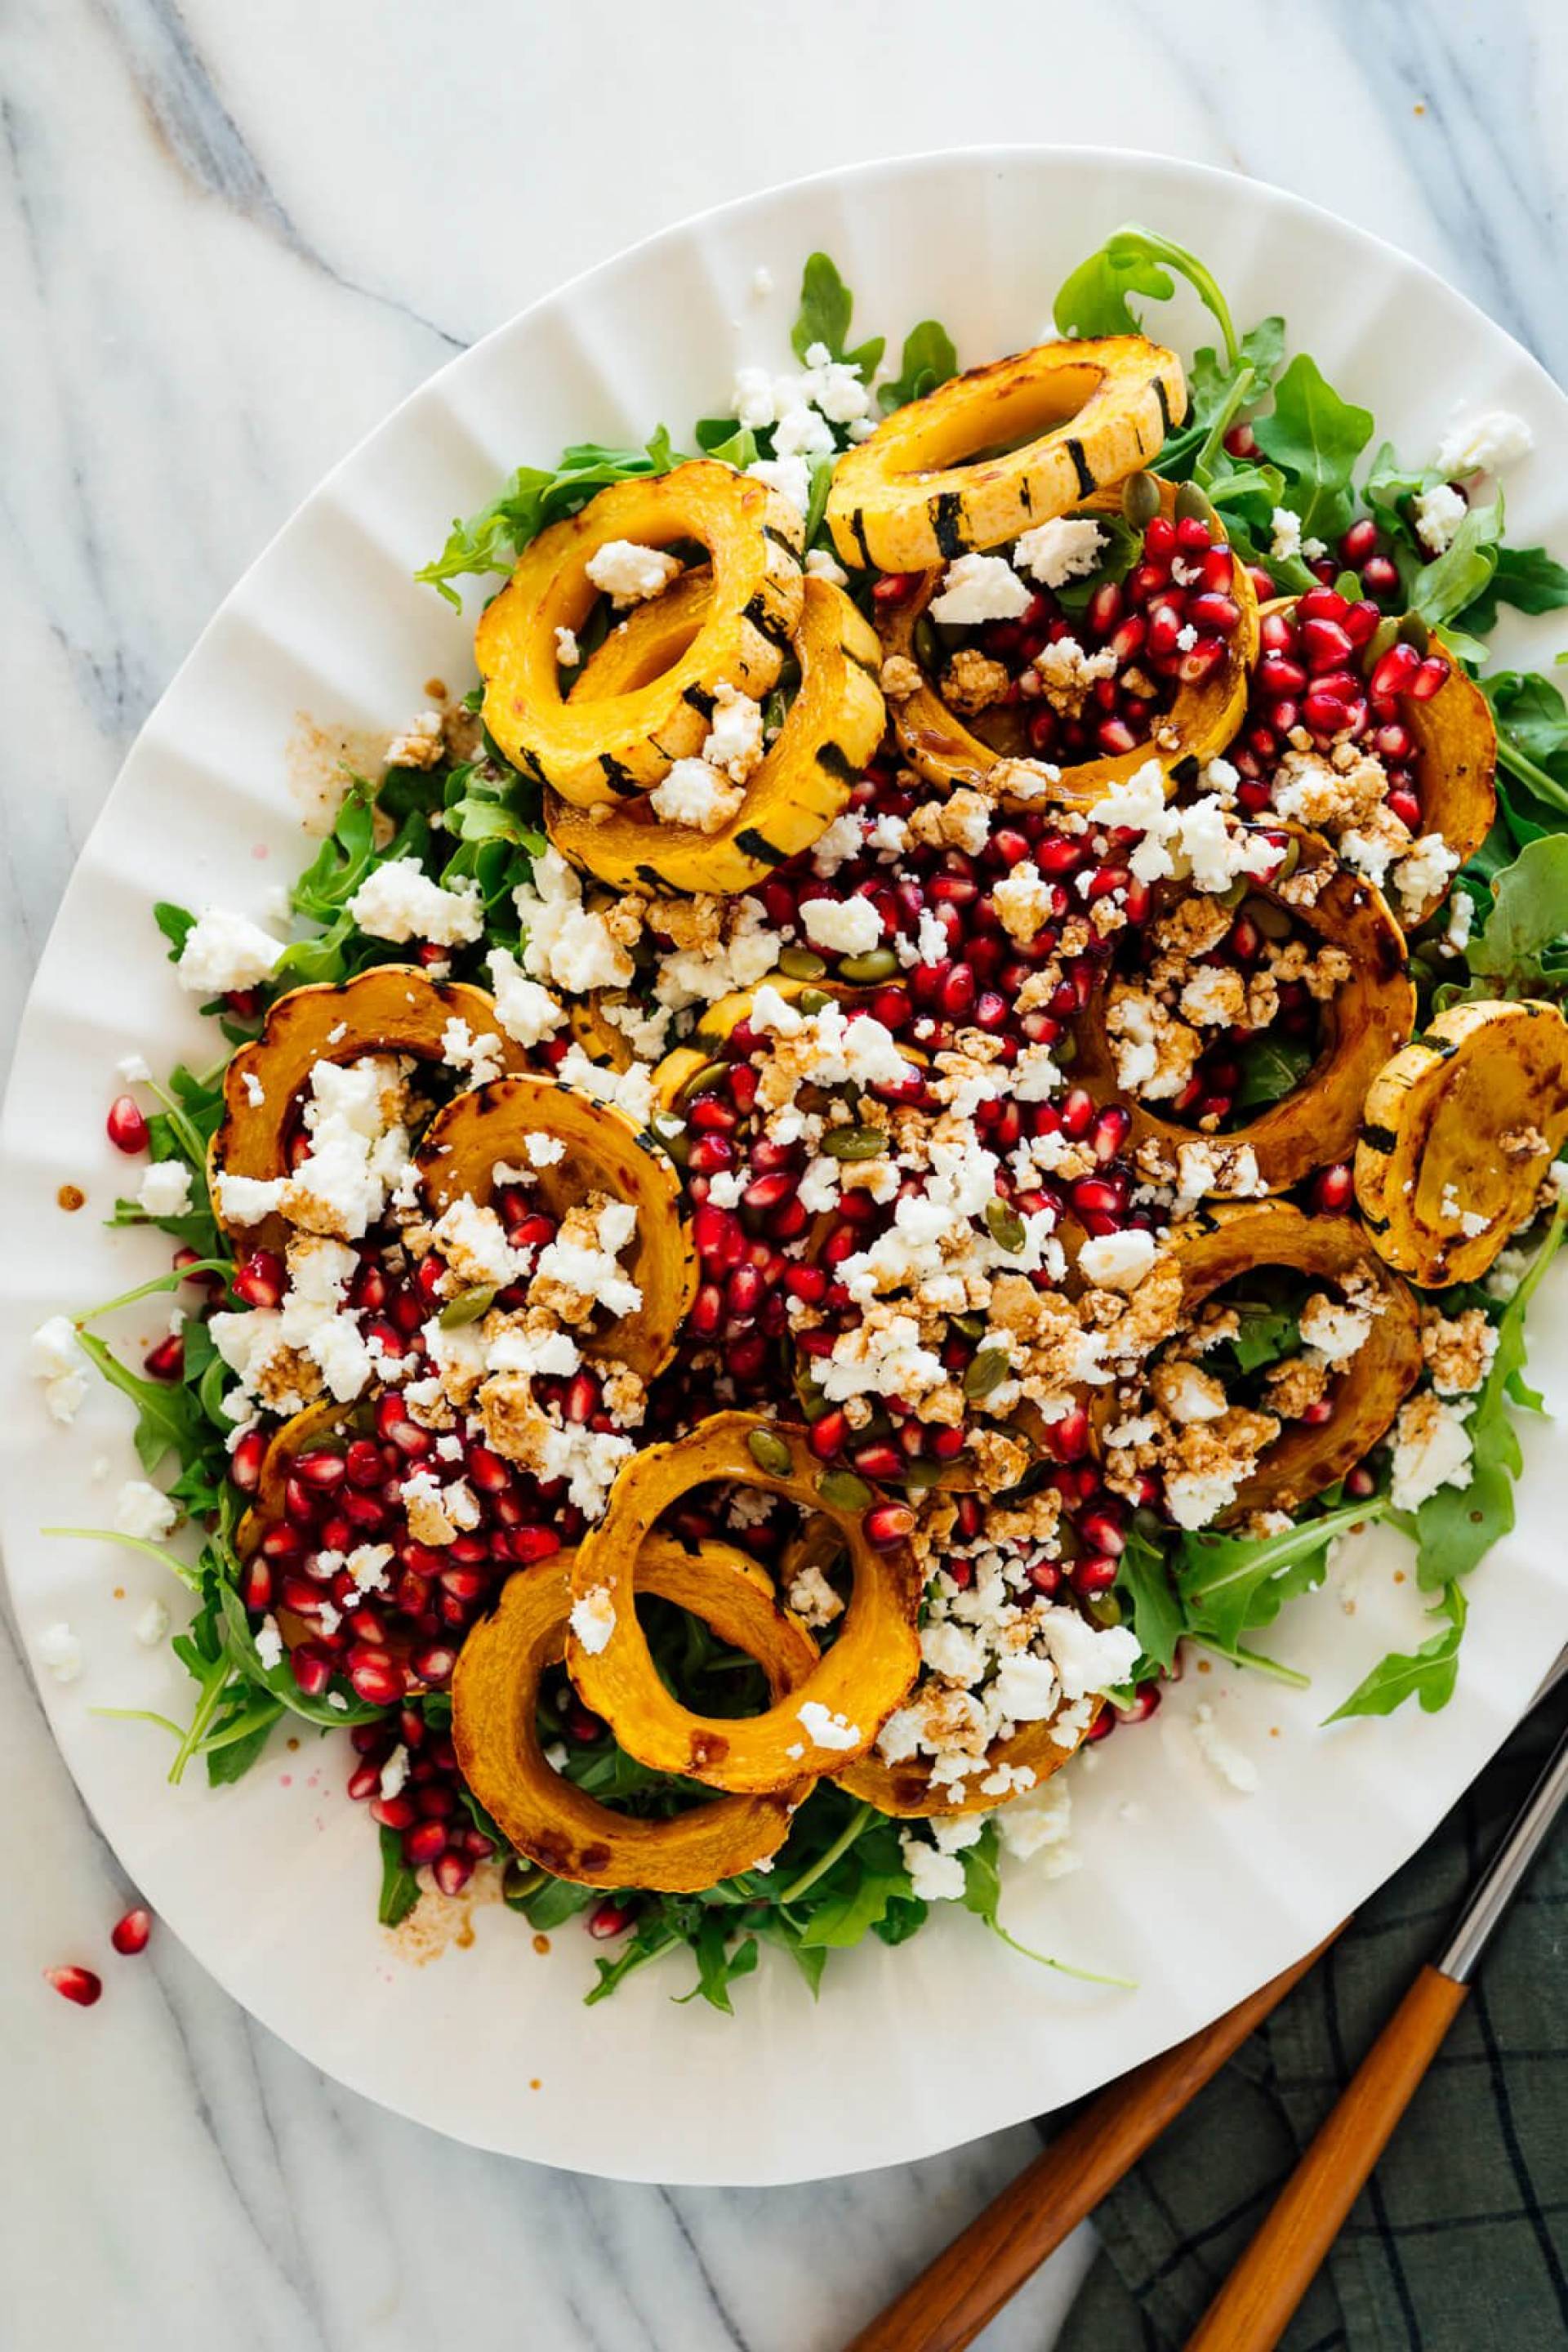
[798,987,833,1013]
[675,1057,729,1108]
[1397,611,1431,655]
[658,1125,690,1168]
[1272,833,1302,882]
[1054,1030,1078,1069]
[822,1124,886,1161]
[901,1460,943,1491]
[913,615,942,673]
[747,1428,795,1478]
[819,1468,873,1510]
[1174,480,1217,528]
[948,1311,985,1340]
[1217,874,1252,911]
[1362,614,1401,675]
[1088,1594,1124,1630]
[837,947,899,984]
[1121,471,1161,529]
[779,945,827,981]
[985,1199,1027,1253]
[503,1860,546,1905]
[963,1345,1011,1401]
[439,1285,497,1328]
[1241,893,1292,942]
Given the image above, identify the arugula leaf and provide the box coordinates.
[791,252,884,378]
[1234,1033,1312,1111]
[1254,354,1374,544]
[795,1860,911,1949]
[74,1326,210,1475]
[1402,1209,1566,1588]
[1178,1497,1387,1652]
[879,319,959,413]
[585,1915,682,2005]
[1325,1585,1467,1722]
[154,902,195,961]
[1478,674,1568,833]
[1465,835,1568,991]
[1116,1522,1185,1673]
[1459,542,1568,636]
[672,1917,760,2013]
[1054,225,1239,367]
[1410,501,1500,629]
[416,432,681,608]
[1226,1302,1303,1376]
[377,1824,421,1927]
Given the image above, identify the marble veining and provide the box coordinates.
[5,1,1564,2343]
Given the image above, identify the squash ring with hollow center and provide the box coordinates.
[413,1074,697,1381]
[452,1540,821,1892]
[1355,999,1568,1285]
[475,461,804,810]
[545,576,885,895]
[565,1412,923,1791]
[826,334,1187,574]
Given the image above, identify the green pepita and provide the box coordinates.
[779,945,827,981]
[913,614,942,673]
[837,947,899,984]
[962,1346,1012,1401]
[1362,615,1400,675]
[1397,610,1431,656]
[822,1124,887,1161]
[1241,893,1293,942]
[1088,1594,1125,1630]
[746,1428,795,1478]
[818,1468,873,1510]
[675,1058,729,1108]
[1174,480,1217,529]
[799,987,833,1014]
[1120,471,1161,530]
[985,1199,1027,1253]
[900,1459,943,1491]
[503,1860,546,1905]
[439,1285,497,1329]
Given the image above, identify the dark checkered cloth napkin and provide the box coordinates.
[1053,1682,1568,2351]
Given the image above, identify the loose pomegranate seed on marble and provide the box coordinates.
[106,1095,149,1153]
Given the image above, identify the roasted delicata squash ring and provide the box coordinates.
[413,1075,697,1379]
[1075,829,1416,1194]
[826,335,1187,574]
[1261,599,1497,924]
[567,994,635,1074]
[769,1521,1100,1816]
[882,479,1257,813]
[452,1542,819,1891]
[565,1412,923,1789]
[1153,1200,1422,1519]
[650,974,875,1115]
[546,577,885,895]
[234,1399,352,1562]
[211,966,531,1246]
[1355,1000,1568,1285]
[475,461,804,810]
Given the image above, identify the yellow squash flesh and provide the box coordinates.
[826,335,1187,573]
[1355,1000,1568,1284]
[475,461,804,808]
[413,1074,696,1379]
[546,577,885,893]
[452,1542,819,1891]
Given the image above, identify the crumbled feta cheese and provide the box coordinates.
[1013,517,1105,589]
[1393,833,1459,924]
[1412,482,1468,556]
[30,1314,87,1423]
[253,1615,285,1672]
[176,906,285,996]
[441,1015,507,1089]
[649,757,744,834]
[379,1745,410,1802]
[569,1585,617,1655]
[1435,410,1533,477]
[801,895,882,956]
[1388,1392,1475,1511]
[554,626,581,667]
[1299,1293,1373,1363]
[1268,507,1303,564]
[702,682,765,783]
[1078,1228,1157,1293]
[38,1623,83,1682]
[116,1052,152,1084]
[1191,1702,1259,1793]
[512,846,635,995]
[135,1597,170,1646]
[797,1700,862,1752]
[899,1833,966,1902]
[485,947,565,1047]
[347,860,484,947]
[929,554,1032,626]
[804,547,849,586]
[585,539,682,606]
[242,1071,266,1108]
[115,1479,178,1541]
[138,1160,193,1219]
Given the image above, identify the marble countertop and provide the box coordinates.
[6,2,1565,2345]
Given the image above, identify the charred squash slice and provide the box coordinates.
[1260,599,1496,924]
[452,1541,819,1891]
[210,966,532,1245]
[546,577,885,894]
[1355,1000,1568,1285]
[565,1412,923,1789]
[1074,829,1416,1193]
[1154,1200,1422,1517]
[475,461,804,809]
[414,1075,697,1379]
[880,478,1257,813]
[826,335,1187,574]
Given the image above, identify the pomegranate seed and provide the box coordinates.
[590,1898,638,1939]
[1090,1106,1131,1163]
[106,1094,149,1153]
[233,1249,285,1309]
[1258,653,1308,700]
[1079,1511,1125,1558]
[1340,518,1379,565]
[1070,1553,1120,1599]
[1314,1162,1353,1214]
[1370,643,1422,702]
[808,1409,848,1460]
[511,1526,563,1565]
[1224,421,1259,459]
[1361,554,1399,598]
[411,1643,457,1685]
[294,1448,345,1491]
[45,1965,102,2007]
[727,1263,764,1318]
[240,1556,273,1612]
[1410,655,1450,702]
[691,1282,724,1337]
[1175,514,1214,555]
[434,1849,475,1897]
[1346,1464,1378,1500]
[142,1332,184,1381]
[109,1907,153,1957]
[727,1333,768,1379]
[1026,1559,1062,1596]
[1388,787,1423,831]
[375,1394,430,1457]
[1343,599,1382,647]
[1303,690,1353,737]
[865,1502,917,1548]
[1259,611,1296,654]
[230,1427,268,1492]
[291,1644,334,1698]
[1297,585,1349,625]
[403,1819,448,1868]
[1125,1685,1162,1723]
[742,1171,796,1212]
[785,1263,828,1305]
[1299,616,1354,672]
[1060,1087,1095,1139]
[1045,1406,1090,1463]
[347,1761,382,1801]
[1186,591,1241,636]
[687,1134,735,1174]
